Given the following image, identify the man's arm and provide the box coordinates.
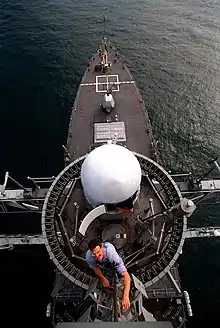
[86,251,111,288]
[121,271,131,298]
[106,244,131,310]
[93,266,111,288]
[93,265,105,280]
[121,271,131,311]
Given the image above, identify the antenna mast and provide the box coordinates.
[103,15,107,38]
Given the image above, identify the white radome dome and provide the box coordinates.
[214,229,220,237]
[81,144,142,206]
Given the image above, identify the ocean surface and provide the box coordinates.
[1,0,220,326]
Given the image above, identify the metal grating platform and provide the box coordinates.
[42,152,184,290]
[94,122,126,143]
[57,322,173,328]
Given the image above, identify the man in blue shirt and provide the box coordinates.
[86,238,131,311]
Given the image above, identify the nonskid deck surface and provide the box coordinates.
[67,43,155,160]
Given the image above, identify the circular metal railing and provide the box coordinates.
[42,152,185,289]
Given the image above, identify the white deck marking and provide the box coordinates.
[80,77,134,95]
[95,74,120,92]
[79,74,135,92]
[80,81,135,87]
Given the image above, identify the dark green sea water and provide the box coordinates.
[1,0,220,326]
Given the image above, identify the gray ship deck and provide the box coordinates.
[40,39,186,327]
[66,42,155,161]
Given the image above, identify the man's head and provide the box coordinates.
[88,238,105,261]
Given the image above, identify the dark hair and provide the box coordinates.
[88,238,102,251]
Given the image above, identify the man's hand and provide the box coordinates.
[101,277,111,288]
[121,295,130,311]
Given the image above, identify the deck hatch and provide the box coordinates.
[94,121,126,143]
